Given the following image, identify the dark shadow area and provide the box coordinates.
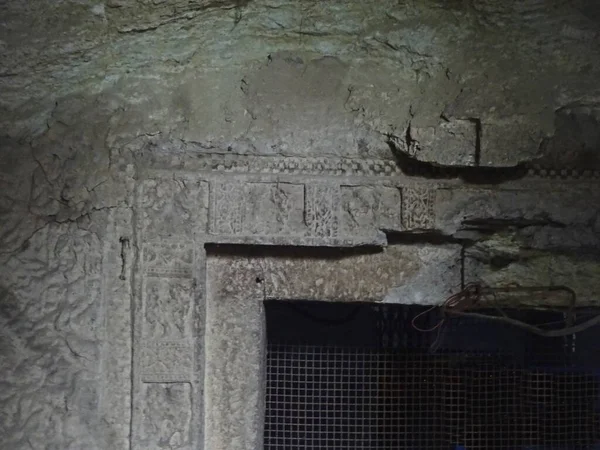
[536,104,600,171]
[264,301,600,450]
[388,139,530,184]
[205,243,383,260]
[460,217,566,232]
[384,230,474,246]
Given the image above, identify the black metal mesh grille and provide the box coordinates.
[264,302,600,450]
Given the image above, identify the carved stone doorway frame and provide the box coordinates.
[119,154,582,450]
[128,157,445,450]
[204,245,425,450]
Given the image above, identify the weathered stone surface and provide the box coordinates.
[406,120,478,166]
[2,0,600,448]
[144,278,194,340]
[3,1,600,165]
[209,181,245,235]
[341,185,402,236]
[208,244,461,304]
[465,237,600,305]
[242,55,363,157]
[304,183,340,238]
[143,241,194,278]
[0,222,107,450]
[435,187,600,236]
[385,245,463,305]
[140,383,192,450]
[204,243,461,449]
[141,177,208,238]
[141,342,193,382]
[243,182,305,235]
[538,103,600,169]
[205,256,265,450]
[402,186,437,230]
[101,208,134,450]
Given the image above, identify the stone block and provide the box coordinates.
[402,186,436,230]
[341,185,401,236]
[144,278,194,341]
[143,241,194,278]
[140,383,192,450]
[464,240,600,305]
[434,187,600,236]
[210,181,245,235]
[244,182,305,235]
[304,184,341,238]
[141,342,193,383]
[479,120,551,167]
[410,119,478,166]
[141,178,208,238]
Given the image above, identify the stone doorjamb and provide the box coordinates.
[204,245,443,450]
[120,155,597,450]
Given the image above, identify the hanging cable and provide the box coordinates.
[412,283,600,338]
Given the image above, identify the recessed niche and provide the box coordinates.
[264,301,600,450]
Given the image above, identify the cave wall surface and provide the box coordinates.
[1,0,600,449]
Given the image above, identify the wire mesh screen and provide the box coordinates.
[263,302,600,450]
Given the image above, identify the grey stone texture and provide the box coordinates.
[1,0,600,449]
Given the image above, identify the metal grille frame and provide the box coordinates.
[264,302,600,450]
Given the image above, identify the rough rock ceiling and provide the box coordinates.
[0,0,599,167]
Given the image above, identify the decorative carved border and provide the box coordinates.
[147,153,600,180]
[526,165,600,180]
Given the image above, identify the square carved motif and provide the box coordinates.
[244,182,305,235]
[141,341,193,383]
[341,186,401,236]
[141,178,208,238]
[144,277,194,341]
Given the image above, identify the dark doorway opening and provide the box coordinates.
[263,301,600,450]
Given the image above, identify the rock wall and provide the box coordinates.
[1,0,600,449]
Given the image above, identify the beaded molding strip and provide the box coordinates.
[152,154,600,180]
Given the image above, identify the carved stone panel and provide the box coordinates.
[140,383,192,450]
[402,186,436,230]
[304,184,340,237]
[141,178,208,238]
[141,341,193,383]
[210,181,244,235]
[341,185,401,236]
[144,278,194,340]
[244,182,305,235]
[143,241,194,278]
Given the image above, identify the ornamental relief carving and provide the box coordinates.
[205,179,436,240]
[341,185,402,236]
[131,155,596,450]
[140,341,193,383]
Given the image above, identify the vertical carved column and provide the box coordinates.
[204,256,266,450]
[100,207,134,449]
[132,176,208,450]
[209,181,245,235]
